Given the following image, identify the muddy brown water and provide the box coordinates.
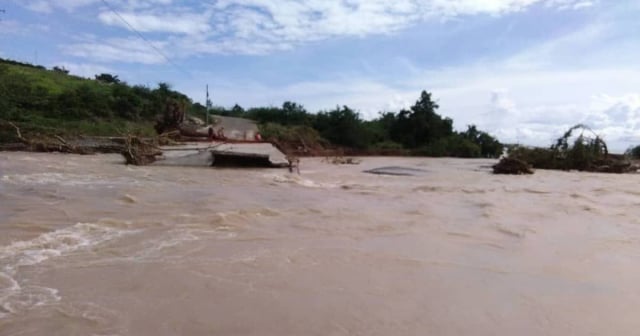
[1,152,640,335]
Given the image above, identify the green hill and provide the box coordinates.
[0,58,189,142]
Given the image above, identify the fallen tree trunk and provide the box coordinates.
[5,121,79,153]
[1,120,148,156]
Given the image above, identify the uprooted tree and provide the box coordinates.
[496,124,636,174]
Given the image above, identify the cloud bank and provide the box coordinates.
[19,0,595,58]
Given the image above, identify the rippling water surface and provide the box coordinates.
[1,152,640,335]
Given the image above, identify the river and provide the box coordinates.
[1,152,640,335]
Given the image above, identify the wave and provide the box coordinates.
[0,222,135,318]
[266,173,336,189]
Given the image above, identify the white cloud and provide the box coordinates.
[97,11,212,35]
[503,21,609,70]
[546,0,596,10]
[0,20,50,35]
[21,0,98,13]
[18,0,173,13]
[197,0,594,54]
[439,72,640,152]
[63,37,167,64]
[586,94,640,131]
[23,0,596,57]
[24,1,53,13]
[429,0,540,16]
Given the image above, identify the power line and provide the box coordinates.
[98,0,191,77]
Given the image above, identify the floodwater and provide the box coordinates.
[1,152,640,336]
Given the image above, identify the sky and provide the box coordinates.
[1,0,640,151]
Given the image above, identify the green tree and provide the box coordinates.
[391,91,452,148]
[95,73,120,84]
[52,66,69,75]
[189,102,208,121]
[461,125,503,158]
[281,101,309,125]
[313,105,371,149]
[361,112,396,146]
[230,104,245,117]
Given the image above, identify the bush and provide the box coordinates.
[372,141,404,150]
[412,135,481,158]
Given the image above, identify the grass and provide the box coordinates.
[0,118,156,143]
[4,65,93,96]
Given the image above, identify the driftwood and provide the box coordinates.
[121,136,161,165]
[5,121,82,153]
[1,120,150,156]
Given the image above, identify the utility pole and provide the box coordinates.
[206,84,211,125]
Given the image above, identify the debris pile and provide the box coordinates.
[121,136,161,165]
[325,156,362,165]
[499,124,638,174]
[493,157,533,175]
[0,120,123,154]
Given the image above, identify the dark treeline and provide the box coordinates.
[192,91,503,157]
[0,58,502,157]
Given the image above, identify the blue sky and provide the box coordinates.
[2,0,640,151]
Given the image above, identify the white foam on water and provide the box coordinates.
[144,229,200,253]
[0,223,130,271]
[267,173,336,189]
[0,222,134,318]
[1,173,141,188]
[0,271,21,318]
[131,226,242,263]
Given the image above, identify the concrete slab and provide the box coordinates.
[152,142,289,167]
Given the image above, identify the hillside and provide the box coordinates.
[0,58,185,142]
[0,58,504,158]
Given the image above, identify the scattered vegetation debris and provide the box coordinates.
[492,157,534,175]
[122,136,161,165]
[501,124,638,174]
[324,156,362,165]
[1,120,105,154]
